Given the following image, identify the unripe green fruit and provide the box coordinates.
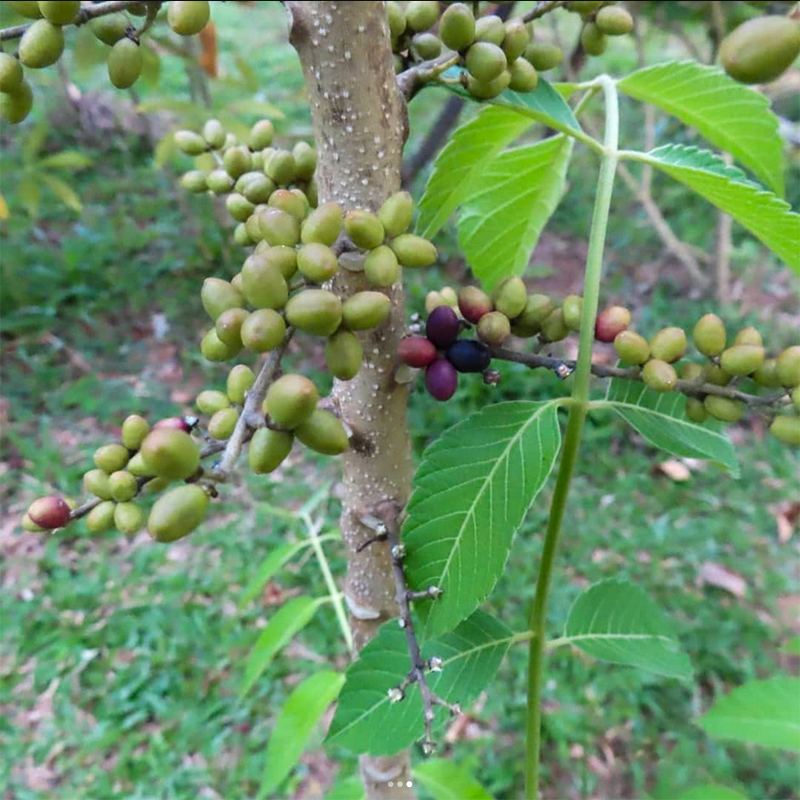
[121,414,150,450]
[91,13,129,45]
[492,276,527,320]
[649,327,687,363]
[387,0,406,39]
[201,278,243,321]
[109,470,138,502]
[345,210,385,250]
[567,1,602,11]
[208,407,239,440]
[241,174,274,204]
[265,374,318,429]
[379,192,413,238]
[511,293,553,337]
[467,70,511,99]
[770,415,800,447]
[39,1,79,25]
[693,313,727,356]
[249,427,293,473]
[87,501,116,534]
[524,42,563,71]
[268,188,305,221]
[19,19,64,68]
[704,395,745,423]
[285,289,343,336]
[127,452,155,478]
[226,193,255,223]
[167,0,210,35]
[180,170,207,193]
[581,23,607,56]
[301,202,343,246]
[754,358,782,388]
[296,409,350,455]
[289,188,310,213]
[148,484,209,543]
[0,53,23,93]
[227,364,255,404]
[94,443,130,473]
[84,469,113,500]
[614,330,650,365]
[562,295,583,331]
[292,141,316,181]
[440,287,458,307]
[206,169,234,194]
[440,3,475,51]
[502,19,530,61]
[508,58,538,93]
[241,253,289,310]
[733,327,763,347]
[245,212,264,243]
[477,311,511,346]
[720,16,800,84]
[325,329,363,381]
[107,37,142,88]
[203,118,226,149]
[680,361,705,381]
[174,130,207,156]
[466,41,507,82]
[475,15,505,46]
[114,502,145,535]
[595,6,633,36]
[413,32,442,60]
[541,308,569,342]
[390,234,437,268]
[6,2,42,19]
[234,223,252,247]
[776,346,800,387]
[201,328,241,362]
[140,428,199,480]
[215,307,248,348]
[223,146,251,179]
[342,291,391,331]
[642,359,677,393]
[0,79,32,124]
[425,291,445,313]
[720,344,765,376]
[405,0,439,32]
[685,398,707,424]
[363,245,400,288]
[297,242,339,283]
[240,308,286,352]
[264,149,296,186]
[705,364,732,386]
[249,119,274,150]
[196,390,230,416]
[792,386,800,412]
[231,272,244,293]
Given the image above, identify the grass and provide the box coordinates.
[2,3,799,799]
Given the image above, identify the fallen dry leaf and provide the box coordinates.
[697,562,747,598]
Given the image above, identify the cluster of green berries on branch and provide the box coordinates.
[0,1,212,124]
[389,0,632,101]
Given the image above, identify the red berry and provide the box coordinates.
[28,496,71,529]
[153,417,192,433]
[457,286,493,323]
[398,335,438,368]
[595,306,631,343]
[425,359,458,401]
[426,305,460,349]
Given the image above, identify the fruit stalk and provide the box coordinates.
[285,3,415,798]
[524,74,619,800]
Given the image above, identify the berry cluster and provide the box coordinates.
[0,1,211,123]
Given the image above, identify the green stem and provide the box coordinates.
[524,75,619,800]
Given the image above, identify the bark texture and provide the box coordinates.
[286,3,415,798]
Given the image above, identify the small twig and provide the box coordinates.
[397,53,460,101]
[521,0,570,23]
[489,346,789,407]
[374,501,456,755]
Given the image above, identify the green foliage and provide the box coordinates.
[403,401,562,638]
[560,579,693,680]
[413,759,493,800]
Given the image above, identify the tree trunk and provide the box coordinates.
[286,3,415,798]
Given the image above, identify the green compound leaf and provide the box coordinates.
[618,60,785,195]
[600,377,739,477]
[698,676,800,751]
[561,579,693,680]
[457,136,573,290]
[629,145,800,274]
[327,611,513,755]
[403,401,562,639]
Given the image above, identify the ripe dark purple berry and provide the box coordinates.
[425,359,458,402]
[446,339,492,373]
[425,305,460,349]
[398,336,438,368]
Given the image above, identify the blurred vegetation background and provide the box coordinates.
[1,1,798,798]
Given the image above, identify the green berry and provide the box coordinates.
[0,80,33,124]
[342,291,391,331]
[201,278,243,321]
[541,308,569,342]
[167,0,210,36]
[114,502,145,535]
[642,359,677,393]
[215,307,249,348]
[524,42,563,71]
[148,484,209,543]
[180,170,207,193]
[733,326,763,347]
[325,329,363,381]
[240,308,286,352]
[94,443,130,473]
[720,16,800,85]
[477,311,511,346]
[19,19,64,68]
[249,427,293,474]
[255,208,298,248]
[84,469,113,500]
[0,53,23,93]
[405,0,439,32]
[140,428,200,480]
[595,6,633,36]
[704,395,745,423]
[249,119,274,150]
[720,344,765,376]
[196,390,230,416]
[208,407,239,440]
[206,169,235,194]
[297,242,339,283]
[201,328,242,362]
[39,1,79,25]
[581,23,607,56]
[680,362,705,381]
[492,276,527,320]
[754,358,782,388]
[511,293,554,337]
[268,188,306,221]
[255,243,298,279]
[175,132,208,157]
[223,146,251,179]
[241,174,275,204]
[649,326,687,363]
[475,15,505,46]
[241,252,289,310]
[567,1,603,12]
[345,210,385,250]
[685,398,707,424]
[109,470,138,502]
[770,415,800,447]
[693,314,726,357]
[202,118,226,149]
[121,414,149,450]
[285,289,343,336]
[91,13,129,44]
[264,149,296,186]
[264,374,318,429]
[107,37,142,88]
[387,1,406,39]
[226,364,255,403]
[466,71,511,99]
[466,41,507,82]
[776,346,800,387]
[378,192,413,238]
[508,58,538,93]
[614,331,650,365]
[127,452,155,478]
[502,19,530,61]
[226,193,255,223]
[390,234,437,268]
[705,364,732,386]
[292,141,317,181]
[562,295,583,331]
[413,32,442,60]
[295,408,350,455]
[440,3,475,51]
[87,501,116,534]
[6,2,42,19]
[364,245,400,288]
